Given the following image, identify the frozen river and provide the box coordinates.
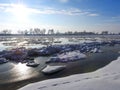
[0,35,120,90]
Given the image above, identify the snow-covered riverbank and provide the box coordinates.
[19,56,120,90]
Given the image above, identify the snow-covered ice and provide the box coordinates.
[41,65,66,74]
[47,50,87,63]
[19,56,120,90]
[58,50,86,59]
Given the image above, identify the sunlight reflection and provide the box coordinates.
[16,63,29,74]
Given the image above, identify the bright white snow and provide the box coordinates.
[58,50,86,59]
[19,56,120,90]
[41,65,66,74]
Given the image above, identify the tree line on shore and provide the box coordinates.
[0,28,120,35]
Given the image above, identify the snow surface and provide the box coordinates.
[58,50,86,59]
[42,65,66,74]
[90,48,102,53]
[47,50,87,63]
[19,56,120,90]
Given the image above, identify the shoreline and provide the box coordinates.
[0,45,120,90]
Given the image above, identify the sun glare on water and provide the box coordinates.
[16,63,29,73]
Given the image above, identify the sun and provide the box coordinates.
[11,4,29,22]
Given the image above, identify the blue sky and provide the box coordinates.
[0,0,120,33]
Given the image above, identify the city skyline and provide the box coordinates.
[0,0,120,33]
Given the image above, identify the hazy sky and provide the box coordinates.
[0,0,120,33]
